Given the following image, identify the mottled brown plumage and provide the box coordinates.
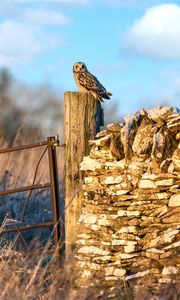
[73,62,112,102]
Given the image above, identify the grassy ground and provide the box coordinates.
[0,244,179,300]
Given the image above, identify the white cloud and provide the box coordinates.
[0,2,70,67]
[100,0,169,8]
[23,8,71,26]
[0,20,61,67]
[9,0,89,4]
[122,4,180,60]
[0,3,71,26]
[102,0,137,7]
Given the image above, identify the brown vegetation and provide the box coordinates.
[0,243,179,300]
[0,68,64,143]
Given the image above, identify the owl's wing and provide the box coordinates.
[78,72,106,93]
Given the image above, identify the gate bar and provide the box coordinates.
[0,221,54,234]
[0,183,51,196]
[0,141,48,154]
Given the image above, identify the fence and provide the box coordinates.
[0,136,64,254]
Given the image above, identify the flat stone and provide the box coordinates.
[143,236,162,249]
[121,114,139,159]
[105,276,118,281]
[112,233,139,241]
[101,241,111,246]
[77,261,101,270]
[139,180,156,189]
[89,134,111,147]
[105,267,114,276]
[162,266,179,275]
[81,270,92,278]
[80,156,101,171]
[92,256,112,262]
[91,224,101,231]
[117,226,137,234]
[125,270,150,281]
[169,194,180,207]
[117,210,141,217]
[162,229,179,243]
[96,130,111,138]
[162,213,180,223]
[77,233,91,239]
[112,239,137,246]
[146,248,164,254]
[105,159,126,169]
[155,178,174,186]
[176,132,180,140]
[97,219,111,226]
[76,239,86,245]
[167,114,180,132]
[124,244,136,253]
[84,176,98,184]
[164,240,180,250]
[119,253,139,259]
[143,251,160,260]
[172,149,180,171]
[158,278,177,284]
[114,268,126,277]
[107,123,122,131]
[147,105,177,122]
[78,213,97,225]
[99,213,118,220]
[78,246,110,256]
[156,192,171,200]
[110,134,124,160]
[117,210,127,217]
[141,173,158,180]
[101,175,123,185]
[151,129,165,163]
[115,190,130,195]
[149,205,168,218]
[90,149,114,160]
[127,210,141,217]
[132,117,153,156]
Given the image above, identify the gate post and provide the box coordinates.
[64,92,103,258]
[47,136,63,254]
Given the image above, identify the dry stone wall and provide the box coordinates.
[75,105,180,297]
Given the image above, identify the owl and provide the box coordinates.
[73,62,112,102]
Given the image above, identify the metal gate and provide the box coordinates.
[0,136,64,253]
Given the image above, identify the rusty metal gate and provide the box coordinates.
[0,136,64,253]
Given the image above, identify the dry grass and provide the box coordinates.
[0,243,76,300]
[0,244,179,300]
[0,134,64,190]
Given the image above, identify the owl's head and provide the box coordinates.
[73,62,87,73]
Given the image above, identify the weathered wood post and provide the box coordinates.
[64,92,103,258]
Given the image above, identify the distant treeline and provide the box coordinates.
[0,68,119,145]
[0,68,64,144]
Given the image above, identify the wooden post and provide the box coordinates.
[64,92,103,258]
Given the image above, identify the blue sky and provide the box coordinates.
[0,0,180,118]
